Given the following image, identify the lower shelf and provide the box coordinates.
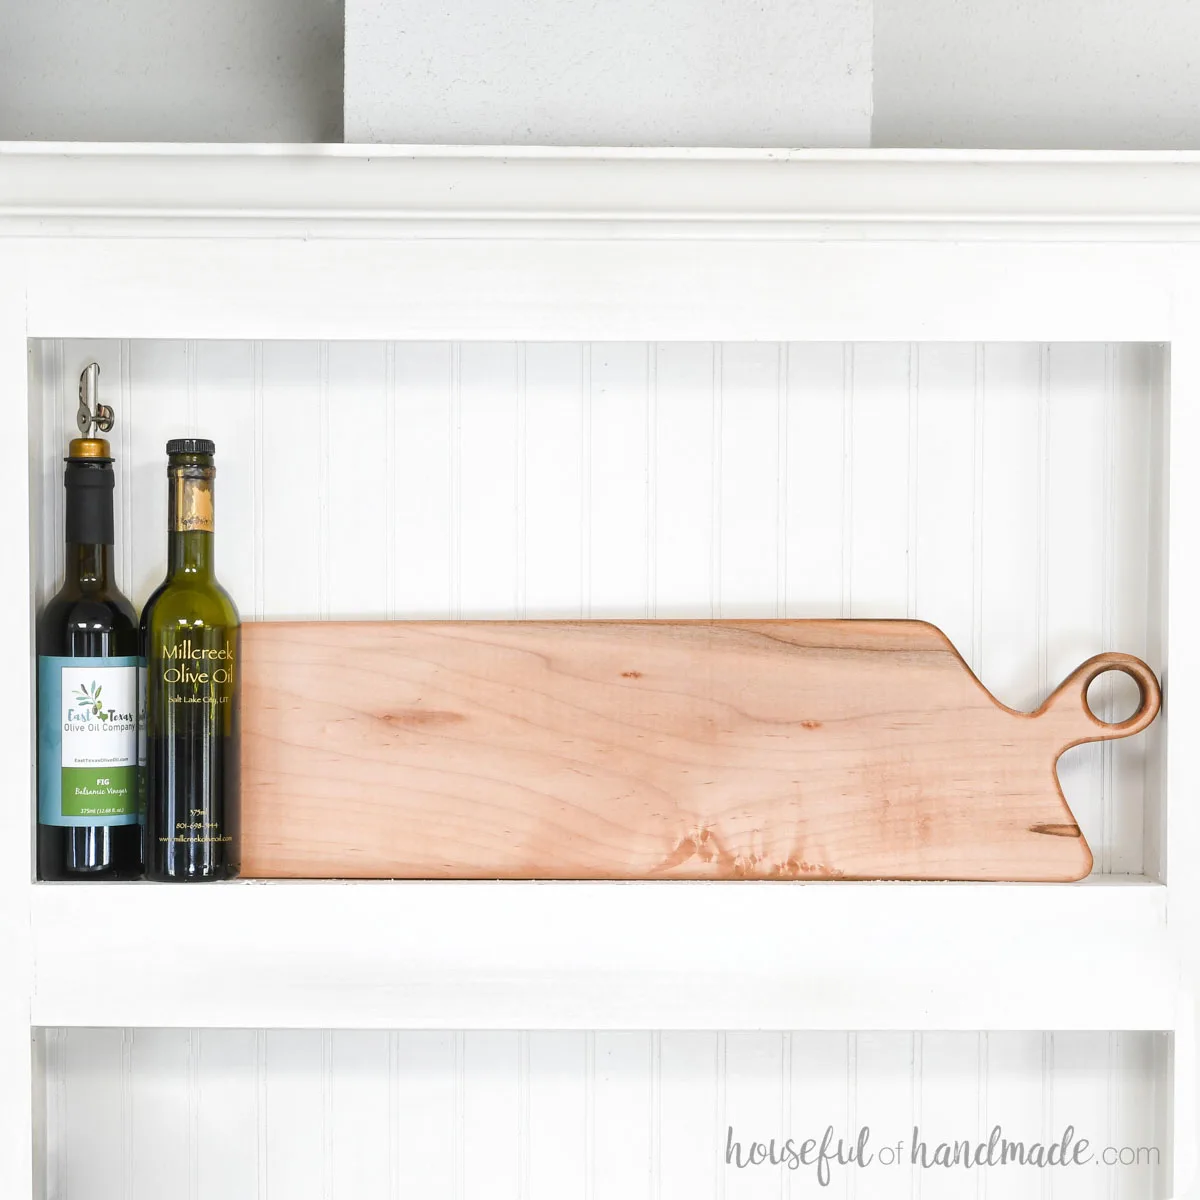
[28,876,1184,1032]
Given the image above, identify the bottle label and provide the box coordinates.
[38,656,140,827]
[172,473,214,533]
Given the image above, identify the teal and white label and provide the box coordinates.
[38,655,139,826]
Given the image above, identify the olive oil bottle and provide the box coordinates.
[142,439,240,881]
[37,364,141,879]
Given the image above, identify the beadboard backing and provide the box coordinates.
[33,339,1166,878]
[37,1028,1169,1200]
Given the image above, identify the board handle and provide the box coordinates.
[1036,652,1161,751]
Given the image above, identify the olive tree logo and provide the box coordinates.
[74,680,114,722]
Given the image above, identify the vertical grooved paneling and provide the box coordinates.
[848,344,911,617]
[457,344,520,617]
[392,344,453,618]
[44,1029,1170,1199]
[255,1030,268,1200]
[581,344,593,618]
[711,343,723,619]
[324,343,388,618]
[585,1031,596,1200]
[653,343,715,617]
[252,343,265,621]
[783,343,845,617]
[716,1032,727,1200]
[723,1033,786,1200]
[321,1031,332,1200]
[906,343,920,620]
[588,344,651,618]
[647,344,659,616]
[853,1034,915,1198]
[917,1033,981,1200]
[317,343,330,621]
[384,343,397,620]
[264,1032,323,1200]
[523,344,585,618]
[526,1033,587,1200]
[129,1029,189,1200]
[393,1033,455,1200]
[789,1033,850,1200]
[516,343,528,619]
[592,1034,652,1200]
[387,1032,400,1200]
[450,343,462,621]
[462,1034,521,1198]
[196,1030,256,1200]
[329,1032,389,1199]
[840,345,854,618]
[188,1030,199,1200]
[971,343,986,674]
[517,1031,531,1198]
[719,344,782,617]
[120,1031,131,1200]
[454,1031,465,1200]
[657,1033,717,1200]
[259,343,321,619]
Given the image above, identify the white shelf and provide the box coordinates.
[29,877,1182,1032]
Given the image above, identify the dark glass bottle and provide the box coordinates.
[142,439,241,882]
[37,436,141,880]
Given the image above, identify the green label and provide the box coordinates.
[60,765,137,817]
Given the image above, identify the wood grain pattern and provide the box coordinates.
[240,619,1160,881]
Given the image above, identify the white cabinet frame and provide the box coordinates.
[0,144,1198,1197]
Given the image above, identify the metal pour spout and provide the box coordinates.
[77,362,114,436]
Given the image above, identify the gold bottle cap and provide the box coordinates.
[68,436,112,459]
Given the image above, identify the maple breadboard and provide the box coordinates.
[238,619,1161,882]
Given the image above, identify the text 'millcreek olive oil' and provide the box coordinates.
[142,438,241,881]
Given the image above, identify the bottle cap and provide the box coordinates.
[67,437,112,460]
[166,438,216,456]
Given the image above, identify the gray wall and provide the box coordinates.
[4,0,1200,148]
[0,0,343,141]
[873,0,1200,149]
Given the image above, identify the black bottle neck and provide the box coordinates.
[64,457,116,592]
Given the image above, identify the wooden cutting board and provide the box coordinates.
[239,619,1160,882]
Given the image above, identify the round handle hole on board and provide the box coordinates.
[1085,667,1145,727]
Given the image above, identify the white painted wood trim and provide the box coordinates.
[7,145,1200,238]
[28,879,1181,1033]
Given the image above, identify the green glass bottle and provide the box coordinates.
[142,439,240,881]
[37,416,141,880]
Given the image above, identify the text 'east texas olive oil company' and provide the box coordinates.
[36,366,241,882]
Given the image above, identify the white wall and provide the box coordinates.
[343,0,872,146]
[873,0,1200,149]
[0,0,343,141]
